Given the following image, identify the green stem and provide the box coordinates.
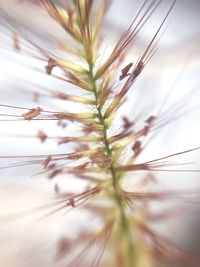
[88,62,134,267]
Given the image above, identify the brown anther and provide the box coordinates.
[68,197,75,207]
[45,58,56,75]
[132,140,142,156]
[146,115,156,125]
[119,62,133,80]
[37,129,48,143]
[22,107,43,120]
[42,155,52,169]
[55,92,69,100]
[142,125,150,136]
[13,32,20,51]
[133,61,144,77]
[48,163,56,170]
[56,237,71,260]
[122,117,134,131]
[48,168,62,179]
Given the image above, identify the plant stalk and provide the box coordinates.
[88,61,134,267]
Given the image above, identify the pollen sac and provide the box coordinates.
[13,32,20,51]
[45,58,56,74]
[119,62,133,80]
[132,140,142,156]
[42,155,52,169]
[133,61,144,77]
[122,117,134,131]
[37,129,48,143]
[68,198,75,207]
[22,107,43,120]
[55,237,71,261]
[142,125,150,136]
[48,168,62,179]
[146,115,156,125]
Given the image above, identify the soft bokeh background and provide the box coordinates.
[0,0,200,266]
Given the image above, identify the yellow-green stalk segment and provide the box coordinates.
[88,61,134,267]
